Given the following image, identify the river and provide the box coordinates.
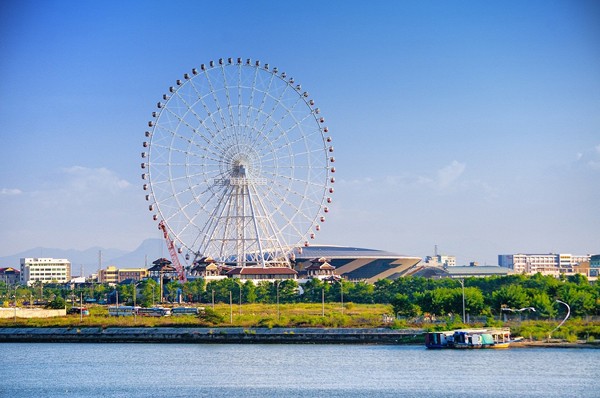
[0,343,596,397]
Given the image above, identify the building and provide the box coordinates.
[586,254,600,279]
[20,258,71,286]
[98,266,148,284]
[410,265,510,279]
[226,267,297,283]
[293,245,422,283]
[498,253,591,276]
[98,266,119,284]
[117,268,148,283]
[424,255,456,267]
[0,267,20,285]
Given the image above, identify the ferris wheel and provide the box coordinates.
[141,57,335,267]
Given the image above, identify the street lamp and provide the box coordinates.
[229,290,233,324]
[276,280,281,320]
[321,288,325,317]
[549,300,570,339]
[13,285,18,322]
[339,279,344,315]
[132,281,142,324]
[458,279,466,324]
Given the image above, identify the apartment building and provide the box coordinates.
[498,253,590,276]
[20,258,71,286]
[98,266,148,283]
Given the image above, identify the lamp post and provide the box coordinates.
[321,288,325,317]
[239,282,242,316]
[549,300,570,340]
[458,279,466,324]
[229,291,233,324]
[339,279,344,315]
[133,281,141,324]
[13,285,18,322]
[276,280,281,320]
[212,289,215,309]
[115,287,119,316]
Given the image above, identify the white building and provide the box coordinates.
[498,253,590,276]
[20,258,71,286]
[424,255,456,267]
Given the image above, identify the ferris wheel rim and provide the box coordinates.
[142,58,335,264]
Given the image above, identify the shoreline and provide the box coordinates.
[0,327,598,347]
[0,327,424,344]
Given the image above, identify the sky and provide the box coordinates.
[1,0,599,266]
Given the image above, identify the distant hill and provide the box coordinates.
[0,239,169,277]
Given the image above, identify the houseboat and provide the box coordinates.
[425,328,513,349]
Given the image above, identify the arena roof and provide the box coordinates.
[294,245,418,260]
[294,245,422,283]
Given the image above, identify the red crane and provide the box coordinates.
[158,221,186,282]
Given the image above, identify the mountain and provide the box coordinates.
[0,239,169,277]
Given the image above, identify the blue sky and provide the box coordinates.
[1,0,598,266]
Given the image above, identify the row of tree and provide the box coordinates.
[1,273,598,317]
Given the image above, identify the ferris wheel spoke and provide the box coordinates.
[185,77,224,138]
[247,67,276,132]
[253,183,309,242]
[262,169,325,209]
[203,68,229,131]
[169,87,219,141]
[249,84,294,147]
[219,64,238,140]
[155,116,224,161]
[250,95,310,153]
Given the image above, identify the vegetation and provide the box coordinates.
[1,273,599,342]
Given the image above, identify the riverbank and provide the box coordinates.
[1,327,598,347]
[0,327,424,344]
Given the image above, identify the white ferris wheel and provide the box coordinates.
[141,57,335,268]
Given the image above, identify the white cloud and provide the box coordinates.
[0,188,22,196]
[0,166,153,255]
[573,144,600,172]
[436,160,466,189]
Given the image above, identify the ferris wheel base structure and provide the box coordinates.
[141,58,335,269]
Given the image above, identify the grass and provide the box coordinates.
[0,303,396,329]
[3,304,599,343]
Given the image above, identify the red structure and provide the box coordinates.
[158,221,186,282]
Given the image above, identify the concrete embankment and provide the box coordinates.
[0,327,425,344]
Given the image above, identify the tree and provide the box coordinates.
[182,278,205,303]
[373,279,393,303]
[47,295,66,309]
[416,288,455,316]
[391,293,421,318]
[492,284,529,312]
[344,281,374,304]
[530,292,557,319]
[300,278,326,303]
[558,286,595,317]
[139,279,159,307]
[461,287,486,316]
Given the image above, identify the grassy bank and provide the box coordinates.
[0,303,395,329]
[2,303,599,344]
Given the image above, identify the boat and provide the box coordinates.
[425,328,513,349]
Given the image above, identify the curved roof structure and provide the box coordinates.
[294,245,422,283]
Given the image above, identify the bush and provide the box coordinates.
[198,307,225,325]
[46,296,66,309]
